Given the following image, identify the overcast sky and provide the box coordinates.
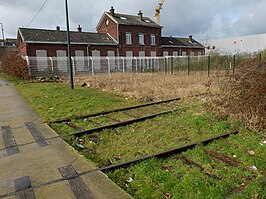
[1,0,266,41]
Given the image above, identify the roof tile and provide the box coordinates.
[161,37,204,48]
[107,12,162,28]
[19,28,117,45]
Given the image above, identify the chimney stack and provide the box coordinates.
[189,35,193,42]
[77,24,82,32]
[110,6,115,17]
[56,26,60,31]
[138,10,143,20]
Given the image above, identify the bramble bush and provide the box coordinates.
[1,51,29,79]
[208,57,266,132]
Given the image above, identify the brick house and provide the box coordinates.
[96,7,162,57]
[17,7,204,59]
[161,36,205,56]
[17,26,118,58]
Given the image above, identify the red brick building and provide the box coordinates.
[96,7,162,57]
[17,26,118,58]
[17,7,205,58]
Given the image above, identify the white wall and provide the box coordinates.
[203,33,266,55]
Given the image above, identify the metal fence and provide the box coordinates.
[24,55,245,78]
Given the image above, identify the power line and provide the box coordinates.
[26,0,48,27]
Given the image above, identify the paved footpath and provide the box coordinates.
[0,78,132,199]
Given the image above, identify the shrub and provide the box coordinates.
[207,58,266,132]
[1,51,29,79]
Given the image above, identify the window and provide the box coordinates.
[56,50,67,72]
[126,32,132,44]
[150,51,156,57]
[173,51,178,57]
[105,19,109,26]
[36,50,48,71]
[150,34,156,46]
[139,51,145,57]
[75,50,85,71]
[190,52,195,56]
[163,51,168,57]
[139,33,144,45]
[182,52,187,56]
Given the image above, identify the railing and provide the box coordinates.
[23,55,245,78]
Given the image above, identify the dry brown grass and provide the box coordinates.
[74,71,221,101]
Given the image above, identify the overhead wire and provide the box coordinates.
[25,0,48,27]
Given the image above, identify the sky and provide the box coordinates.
[1,0,266,41]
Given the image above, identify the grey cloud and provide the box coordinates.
[1,0,266,41]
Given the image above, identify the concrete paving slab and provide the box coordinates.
[0,78,132,199]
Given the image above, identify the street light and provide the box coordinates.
[0,23,4,46]
[65,0,74,89]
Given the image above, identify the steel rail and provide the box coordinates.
[50,98,180,124]
[99,131,239,172]
[64,109,179,137]
[0,130,238,198]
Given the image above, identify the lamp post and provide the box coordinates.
[0,23,4,46]
[65,0,74,89]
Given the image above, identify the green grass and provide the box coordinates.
[0,72,26,84]
[107,130,266,199]
[14,82,137,122]
[75,109,232,167]
[5,77,265,199]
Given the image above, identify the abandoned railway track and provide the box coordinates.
[50,98,181,137]
[0,129,240,198]
[2,97,263,198]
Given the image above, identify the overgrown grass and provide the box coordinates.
[74,72,222,101]
[107,130,266,199]
[60,102,232,167]
[3,72,265,198]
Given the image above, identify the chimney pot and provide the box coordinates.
[189,35,193,42]
[77,24,82,32]
[110,6,115,17]
[56,26,60,31]
[138,10,143,20]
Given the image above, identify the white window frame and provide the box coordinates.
[126,32,132,44]
[139,33,145,45]
[150,34,156,46]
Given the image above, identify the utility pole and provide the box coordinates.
[0,23,4,46]
[65,0,74,89]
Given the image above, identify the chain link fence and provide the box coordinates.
[24,54,261,79]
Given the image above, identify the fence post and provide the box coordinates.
[156,57,159,72]
[233,55,236,77]
[107,57,110,74]
[171,56,174,75]
[259,53,262,67]
[146,57,149,72]
[71,57,75,76]
[208,55,211,77]
[187,56,190,76]
[164,57,167,74]
[134,57,137,72]
[90,57,94,76]
[121,57,125,73]
[49,57,54,72]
